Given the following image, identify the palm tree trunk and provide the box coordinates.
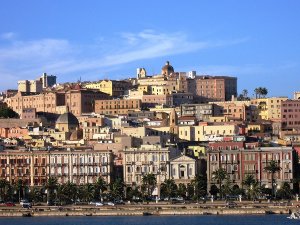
[271,173,274,197]
[219,180,222,198]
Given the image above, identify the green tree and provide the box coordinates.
[237,89,250,101]
[177,183,187,199]
[254,87,268,99]
[109,178,124,201]
[191,174,207,200]
[15,179,25,202]
[94,177,107,201]
[0,179,9,201]
[277,182,292,199]
[142,173,157,199]
[0,107,19,118]
[78,183,94,202]
[222,177,233,197]
[212,168,227,198]
[45,177,58,205]
[242,175,256,199]
[126,186,142,201]
[160,179,177,200]
[58,181,77,204]
[264,160,281,197]
[260,87,268,97]
[242,89,248,99]
[28,187,44,203]
[248,181,261,201]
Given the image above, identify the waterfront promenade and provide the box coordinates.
[0,201,297,217]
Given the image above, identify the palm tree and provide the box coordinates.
[264,160,281,197]
[109,178,124,201]
[0,179,9,201]
[29,187,44,203]
[212,168,227,198]
[277,182,292,199]
[242,175,256,199]
[94,177,107,201]
[242,89,248,98]
[261,87,268,97]
[254,88,260,99]
[222,177,233,197]
[177,183,187,199]
[161,179,177,200]
[248,181,261,201]
[254,87,268,99]
[15,179,24,202]
[78,183,94,202]
[45,177,58,205]
[142,173,157,199]
[58,181,77,204]
[191,174,207,200]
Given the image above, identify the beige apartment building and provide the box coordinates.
[212,101,252,121]
[0,149,113,186]
[178,123,240,142]
[49,149,113,184]
[94,99,141,115]
[6,88,110,117]
[123,144,181,196]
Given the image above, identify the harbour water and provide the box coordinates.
[0,215,298,225]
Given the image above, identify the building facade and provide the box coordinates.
[195,76,237,102]
[281,99,300,130]
[207,147,294,193]
[94,99,141,115]
[0,149,113,186]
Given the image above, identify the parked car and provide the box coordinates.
[107,202,115,206]
[5,202,16,207]
[20,200,32,208]
[95,202,104,206]
[89,201,104,206]
[226,201,238,208]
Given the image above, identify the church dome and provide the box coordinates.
[56,112,79,126]
[161,61,174,76]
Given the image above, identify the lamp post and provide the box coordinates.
[273,183,280,200]
[275,184,280,200]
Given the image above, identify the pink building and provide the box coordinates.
[281,99,300,130]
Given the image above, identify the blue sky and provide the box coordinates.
[0,0,299,98]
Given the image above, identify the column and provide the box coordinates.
[30,153,34,186]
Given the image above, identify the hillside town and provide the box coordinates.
[0,61,299,205]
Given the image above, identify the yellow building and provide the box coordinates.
[187,145,206,158]
[199,124,239,141]
[85,80,131,97]
[251,97,288,121]
[178,123,239,142]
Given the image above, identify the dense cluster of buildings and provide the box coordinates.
[0,61,300,197]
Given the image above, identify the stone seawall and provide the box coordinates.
[0,206,292,217]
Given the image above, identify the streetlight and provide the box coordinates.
[275,184,280,200]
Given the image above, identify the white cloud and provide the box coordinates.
[0,32,16,40]
[0,30,249,89]
[0,39,71,60]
